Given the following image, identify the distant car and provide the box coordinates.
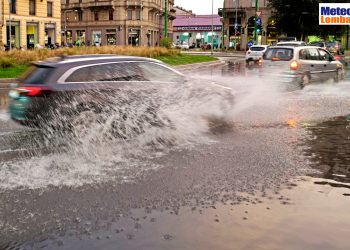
[260,46,345,87]
[175,42,189,50]
[276,41,307,47]
[245,45,269,64]
[201,44,212,50]
[326,41,345,55]
[8,55,234,127]
[309,41,327,50]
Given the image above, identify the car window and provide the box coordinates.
[263,48,293,61]
[65,63,148,82]
[64,62,183,83]
[250,46,266,51]
[136,62,184,82]
[299,49,310,60]
[307,48,320,60]
[318,49,332,61]
[24,66,54,84]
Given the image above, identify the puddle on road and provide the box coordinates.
[302,115,350,192]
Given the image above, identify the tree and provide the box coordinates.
[268,0,344,40]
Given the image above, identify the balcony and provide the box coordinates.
[125,0,142,7]
[82,0,114,9]
[62,3,82,11]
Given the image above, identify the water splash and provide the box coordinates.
[0,81,234,189]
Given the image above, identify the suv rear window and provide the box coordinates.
[250,46,265,51]
[263,48,294,61]
[23,66,53,84]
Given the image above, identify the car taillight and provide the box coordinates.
[290,60,299,71]
[18,87,52,97]
[258,58,263,65]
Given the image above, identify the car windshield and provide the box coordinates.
[250,46,266,51]
[263,48,294,61]
[326,42,336,47]
[310,42,324,47]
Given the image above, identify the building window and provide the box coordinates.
[29,0,36,15]
[10,0,16,14]
[109,9,114,21]
[94,11,99,21]
[47,2,53,17]
[78,11,83,21]
[66,0,69,4]
[127,9,132,20]
[136,9,141,20]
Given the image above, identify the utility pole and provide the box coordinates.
[253,0,258,44]
[164,0,168,38]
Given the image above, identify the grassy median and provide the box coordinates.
[0,46,217,78]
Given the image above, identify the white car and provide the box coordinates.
[276,41,306,47]
[245,45,269,64]
[260,46,344,87]
[175,42,189,50]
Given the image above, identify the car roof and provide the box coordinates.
[268,45,324,51]
[34,55,163,67]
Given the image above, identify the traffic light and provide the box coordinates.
[255,17,262,34]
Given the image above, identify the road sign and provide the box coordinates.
[256,11,262,17]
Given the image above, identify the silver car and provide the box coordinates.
[261,46,345,87]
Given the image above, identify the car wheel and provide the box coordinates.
[300,74,310,88]
[334,69,343,83]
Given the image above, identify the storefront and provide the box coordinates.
[45,23,56,47]
[173,15,222,48]
[6,21,20,48]
[106,29,116,45]
[26,22,39,49]
[92,30,101,46]
[76,30,85,45]
[128,28,140,46]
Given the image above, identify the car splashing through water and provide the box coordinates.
[0,81,235,190]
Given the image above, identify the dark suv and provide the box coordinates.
[9,55,186,126]
[9,55,234,128]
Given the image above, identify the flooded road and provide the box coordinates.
[0,59,350,249]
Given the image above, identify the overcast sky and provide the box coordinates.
[175,0,223,15]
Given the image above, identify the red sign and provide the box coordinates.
[256,11,262,17]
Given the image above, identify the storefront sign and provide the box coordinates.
[175,26,222,31]
[45,23,55,29]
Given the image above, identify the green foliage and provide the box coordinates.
[160,37,172,49]
[155,54,218,66]
[0,58,15,68]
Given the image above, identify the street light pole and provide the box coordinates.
[164,0,168,38]
[8,0,11,50]
[253,0,258,44]
[211,0,214,55]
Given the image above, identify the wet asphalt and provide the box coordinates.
[0,59,350,250]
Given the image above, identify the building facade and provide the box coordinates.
[61,0,175,46]
[173,14,222,49]
[219,0,274,50]
[0,0,61,49]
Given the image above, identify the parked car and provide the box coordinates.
[326,41,345,55]
[261,46,345,87]
[276,41,307,47]
[8,55,234,127]
[175,42,189,50]
[245,45,269,64]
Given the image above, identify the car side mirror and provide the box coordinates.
[328,56,334,62]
